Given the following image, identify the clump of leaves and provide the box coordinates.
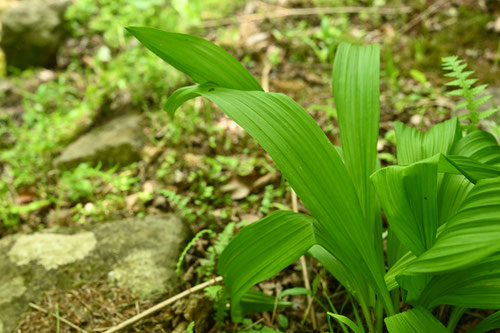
[128,27,500,332]
[442,56,498,131]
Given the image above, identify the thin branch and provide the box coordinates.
[400,0,449,34]
[102,276,223,333]
[261,56,271,92]
[292,189,317,330]
[29,303,89,333]
[199,6,412,28]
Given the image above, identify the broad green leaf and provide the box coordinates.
[385,307,449,333]
[388,119,460,267]
[437,174,473,224]
[332,42,385,280]
[394,118,461,165]
[332,42,380,218]
[406,177,500,273]
[371,161,438,256]
[125,27,263,95]
[452,130,500,165]
[414,254,500,310]
[131,31,393,314]
[240,289,292,317]
[333,42,384,268]
[385,251,416,291]
[179,85,392,313]
[396,273,433,306]
[328,313,365,333]
[219,210,316,321]
[469,311,500,333]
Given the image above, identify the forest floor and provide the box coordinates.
[1,0,500,332]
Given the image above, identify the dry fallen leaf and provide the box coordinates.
[221,177,252,200]
[252,172,280,190]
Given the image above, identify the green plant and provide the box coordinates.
[128,27,500,332]
[442,56,499,131]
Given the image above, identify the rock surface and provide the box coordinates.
[0,0,71,69]
[0,214,192,333]
[54,114,145,169]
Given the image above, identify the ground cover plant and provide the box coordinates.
[128,26,500,332]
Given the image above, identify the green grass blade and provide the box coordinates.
[218,210,316,321]
[385,307,449,333]
[126,27,263,92]
[327,313,365,333]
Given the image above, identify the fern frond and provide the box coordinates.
[197,222,235,280]
[176,229,215,277]
[441,56,498,129]
[214,287,230,326]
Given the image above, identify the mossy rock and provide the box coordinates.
[54,114,145,169]
[0,0,71,70]
[0,214,192,333]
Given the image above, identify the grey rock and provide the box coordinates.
[0,214,192,333]
[54,114,145,169]
[0,0,71,69]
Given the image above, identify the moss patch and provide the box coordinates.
[8,232,97,270]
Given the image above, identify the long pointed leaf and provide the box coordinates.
[190,85,392,312]
[126,27,263,93]
[219,210,316,321]
[129,29,393,314]
[332,43,380,217]
[371,161,438,256]
[394,118,461,165]
[332,42,384,280]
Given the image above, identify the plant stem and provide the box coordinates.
[359,301,375,333]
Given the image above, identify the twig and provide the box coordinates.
[29,303,89,333]
[292,190,317,330]
[243,318,264,331]
[400,0,449,34]
[261,56,271,92]
[199,6,412,28]
[102,276,223,333]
